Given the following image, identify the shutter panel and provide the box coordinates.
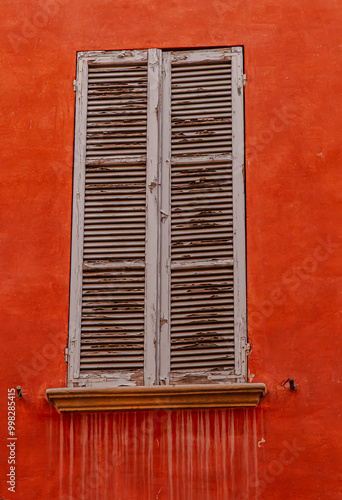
[168,49,245,384]
[69,51,149,387]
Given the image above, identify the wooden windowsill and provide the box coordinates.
[46,383,266,412]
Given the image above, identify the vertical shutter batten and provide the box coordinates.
[144,48,162,386]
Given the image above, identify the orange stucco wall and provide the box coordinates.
[1,1,342,498]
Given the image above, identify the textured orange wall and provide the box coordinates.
[0,0,342,498]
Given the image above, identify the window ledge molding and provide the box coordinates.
[46,383,266,412]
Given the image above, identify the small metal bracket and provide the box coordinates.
[160,316,168,328]
[242,342,251,356]
[282,378,296,390]
[64,348,69,363]
[242,74,247,86]
[161,210,169,222]
[73,79,77,92]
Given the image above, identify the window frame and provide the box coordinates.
[67,47,248,389]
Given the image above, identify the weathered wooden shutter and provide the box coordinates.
[68,48,246,388]
[68,50,156,387]
[159,48,247,385]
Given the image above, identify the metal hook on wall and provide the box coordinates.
[282,378,296,390]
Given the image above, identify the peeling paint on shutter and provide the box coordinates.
[169,50,242,384]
